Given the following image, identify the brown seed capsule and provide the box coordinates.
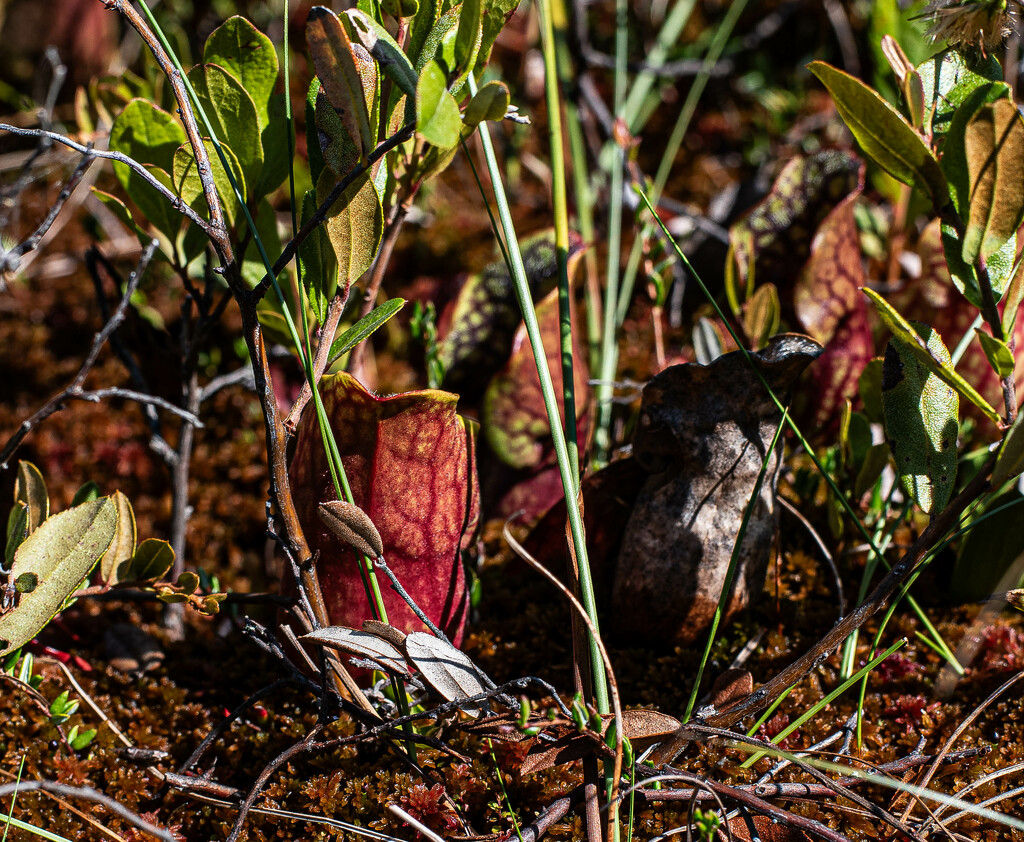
[318,500,384,559]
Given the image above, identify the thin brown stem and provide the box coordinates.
[284,292,347,434]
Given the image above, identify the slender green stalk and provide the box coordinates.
[636,186,962,672]
[684,413,787,723]
[538,0,579,489]
[592,0,630,470]
[1,757,24,842]
[616,0,746,328]
[469,74,609,716]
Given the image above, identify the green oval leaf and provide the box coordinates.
[187,63,264,195]
[203,16,278,129]
[123,538,175,582]
[882,325,959,514]
[0,498,117,655]
[975,328,1016,378]
[962,99,1024,264]
[173,138,245,226]
[464,79,509,127]
[315,168,384,292]
[306,5,377,157]
[453,0,482,87]
[416,60,462,149]
[328,298,406,365]
[864,287,1000,422]
[808,61,949,209]
[15,461,48,534]
[298,188,338,322]
[346,9,418,99]
[100,490,137,586]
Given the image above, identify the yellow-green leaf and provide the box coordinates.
[306,5,376,157]
[808,61,949,210]
[464,80,509,127]
[0,498,117,655]
[962,99,1024,263]
[315,168,384,290]
[975,328,1016,378]
[864,287,1000,422]
[15,461,48,534]
[882,325,959,514]
[100,490,137,586]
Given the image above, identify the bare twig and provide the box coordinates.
[1,151,97,275]
[0,241,199,469]
[0,780,176,842]
[283,292,346,433]
[0,125,211,234]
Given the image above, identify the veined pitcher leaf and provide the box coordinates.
[0,498,117,655]
[306,6,376,157]
[808,61,949,209]
[881,325,959,514]
[962,99,1024,263]
[864,287,1000,422]
[15,461,48,534]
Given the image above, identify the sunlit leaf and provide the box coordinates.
[742,283,780,350]
[864,287,1000,422]
[173,138,245,227]
[122,538,175,582]
[327,297,406,365]
[961,99,1024,263]
[298,189,338,322]
[464,80,509,127]
[994,411,1024,486]
[100,490,137,586]
[302,625,410,675]
[203,16,278,129]
[15,461,48,534]
[808,61,948,209]
[916,48,1002,138]
[453,0,482,88]
[404,631,491,715]
[0,498,116,655]
[315,168,383,293]
[416,60,462,149]
[306,6,377,157]
[882,324,959,514]
[346,9,418,99]
[975,328,1016,378]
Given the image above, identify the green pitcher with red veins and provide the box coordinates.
[289,374,479,645]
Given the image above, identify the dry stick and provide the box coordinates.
[0,151,96,273]
[347,202,410,380]
[225,723,324,842]
[900,670,1024,826]
[495,786,584,842]
[681,724,925,842]
[503,524,624,842]
[283,291,346,434]
[0,125,211,235]
[0,780,175,842]
[96,0,372,713]
[778,495,845,617]
[0,241,190,469]
[620,773,850,842]
[698,459,994,734]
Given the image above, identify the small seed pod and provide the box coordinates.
[318,501,384,560]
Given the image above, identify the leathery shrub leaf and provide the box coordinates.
[993,410,1024,486]
[15,461,48,534]
[99,490,137,586]
[289,373,479,644]
[808,61,949,209]
[962,99,1024,264]
[464,80,509,127]
[881,324,959,514]
[865,287,1000,422]
[416,60,462,149]
[315,168,383,292]
[0,498,117,655]
[306,6,376,157]
[975,328,1016,378]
